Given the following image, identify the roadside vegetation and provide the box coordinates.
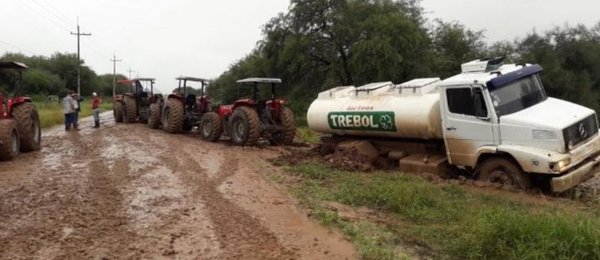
[35,99,113,128]
[273,161,600,259]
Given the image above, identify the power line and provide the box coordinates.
[28,0,72,29]
[70,19,92,94]
[36,0,73,26]
[0,40,34,55]
[22,0,71,33]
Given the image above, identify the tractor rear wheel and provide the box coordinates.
[148,103,161,129]
[0,119,20,161]
[114,102,124,123]
[477,157,531,189]
[11,103,41,152]
[270,106,295,145]
[162,98,184,134]
[200,112,223,142]
[123,95,137,123]
[230,106,260,146]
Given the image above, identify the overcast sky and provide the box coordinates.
[1,0,599,93]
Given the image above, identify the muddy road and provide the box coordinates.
[0,113,355,259]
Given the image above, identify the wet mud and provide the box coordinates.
[0,113,355,259]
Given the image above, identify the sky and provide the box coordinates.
[421,0,600,42]
[1,0,599,93]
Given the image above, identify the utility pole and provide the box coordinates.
[111,53,122,96]
[70,18,91,94]
[127,67,135,79]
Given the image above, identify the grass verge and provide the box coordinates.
[35,100,113,128]
[280,162,600,260]
[296,127,320,144]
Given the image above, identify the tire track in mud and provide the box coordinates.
[1,115,354,259]
[0,124,137,259]
[152,133,296,259]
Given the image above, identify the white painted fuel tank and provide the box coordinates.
[307,78,444,140]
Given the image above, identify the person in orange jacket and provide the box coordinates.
[92,92,102,128]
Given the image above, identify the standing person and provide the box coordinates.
[73,92,84,129]
[92,92,102,128]
[62,91,76,131]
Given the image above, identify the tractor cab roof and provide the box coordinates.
[0,61,28,70]
[176,76,209,82]
[133,78,155,82]
[117,79,135,84]
[237,78,282,84]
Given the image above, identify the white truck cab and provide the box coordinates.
[439,58,600,192]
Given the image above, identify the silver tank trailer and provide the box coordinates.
[306,78,444,140]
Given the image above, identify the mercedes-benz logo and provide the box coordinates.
[579,123,588,138]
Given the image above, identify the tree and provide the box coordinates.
[21,68,66,95]
[429,19,486,78]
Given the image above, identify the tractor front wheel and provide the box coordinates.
[0,119,20,161]
[270,106,295,145]
[123,95,137,123]
[162,98,184,134]
[148,103,161,129]
[114,102,124,123]
[11,103,41,152]
[200,112,223,142]
[229,106,260,146]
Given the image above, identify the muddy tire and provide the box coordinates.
[162,98,184,134]
[123,95,137,123]
[270,106,295,145]
[11,103,41,152]
[230,106,260,146]
[477,157,531,189]
[148,103,161,129]
[200,112,223,142]
[114,101,124,123]
[0,119,19,161]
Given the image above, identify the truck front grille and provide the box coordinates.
[564,114,598,151]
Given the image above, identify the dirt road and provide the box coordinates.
[0,113,355,259]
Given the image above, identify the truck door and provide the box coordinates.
[442,85,496,167]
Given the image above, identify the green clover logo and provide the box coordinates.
[380,115,393,130]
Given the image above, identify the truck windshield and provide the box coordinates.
[489,74,547,116]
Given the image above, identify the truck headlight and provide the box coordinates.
[550,158,571,172]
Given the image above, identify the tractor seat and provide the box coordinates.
[185,94,197,108]
[139,92,149,98]
[257,100,267,117]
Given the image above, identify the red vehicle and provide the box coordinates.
[0,61,41,161]
[113,78,161,124]
[199,78,295,146]
[161,77,210,133]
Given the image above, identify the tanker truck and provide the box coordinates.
[307,58,600,192]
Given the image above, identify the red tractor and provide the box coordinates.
[0,61,41,161]
[199,78,295,146]
[113,78,161,124]
[161,77,210,133]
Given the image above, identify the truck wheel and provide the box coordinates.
[271,106,295,145]
[148,103,161,129]
[114,102,124,123]
[477,157,531,189]
[230,106,260,146]
[0,119,20,161]
[11,103,41,152]
[162,98,184,134]
[200,112,223,142]
[123,95,137,123]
